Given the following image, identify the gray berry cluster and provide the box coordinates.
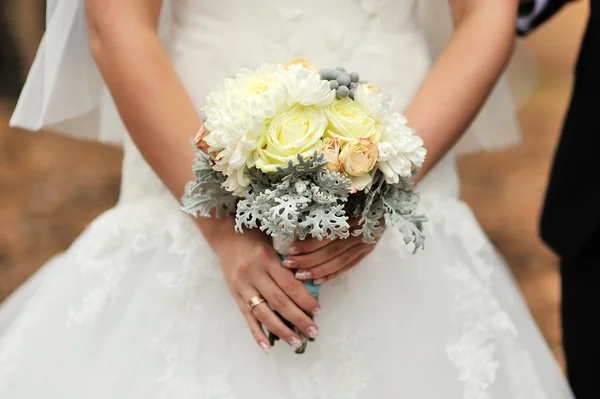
[319,67,362,100]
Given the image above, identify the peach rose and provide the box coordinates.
[339,138,379,192]
[321,138,341,172]
[193,124,210,155]
[284,57,318,71]
[357,82,380,94]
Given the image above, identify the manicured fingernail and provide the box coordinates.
[307,326,319,339]
[289,336,302,349]
[282,259,297,268]
[295,270,312,280]
[288,246,300,255]
[314,278,325,285]
[312,306,321,315]
[259,342,271,354]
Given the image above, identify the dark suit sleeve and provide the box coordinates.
[517,0,572,36]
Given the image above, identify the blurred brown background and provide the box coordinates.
[0,0,589,370]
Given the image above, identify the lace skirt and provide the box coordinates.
[0,196,573,398]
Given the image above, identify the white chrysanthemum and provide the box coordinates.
[353,83,393,121]
[201,63,335,194]
[204,64,287,125]
[355,85,426,183]
[280,64,335,109]
[378,113,427,183]
[201,64,289,194]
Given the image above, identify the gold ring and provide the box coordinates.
[247,295,266,311]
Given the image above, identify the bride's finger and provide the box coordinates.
[288,219,360,256]
[285,235,363,271]
[313,249,372,285]
[256,276,319,340]
[268,266,320,314]
[240,287,303,349]
[235,296,271,353]
[300,244,371,283]
[288,237,335,255]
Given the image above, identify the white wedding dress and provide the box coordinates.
[0,0,574,398]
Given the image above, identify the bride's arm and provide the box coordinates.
[409,0,520,180]
[287,0,521,282]
[85,0,320,352]
[86,1,199,203]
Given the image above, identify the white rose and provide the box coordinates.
[254,105,327,172]
[324,98,383,143]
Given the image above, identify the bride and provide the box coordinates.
[0,0,574,397]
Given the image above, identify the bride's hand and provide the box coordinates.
[282,220,382,284]
[214,228,321,352]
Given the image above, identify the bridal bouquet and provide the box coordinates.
[182,58,428,353]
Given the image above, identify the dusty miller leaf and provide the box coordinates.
[273,152,328,181]
[262,194,311,240]
[235,153,351,240]
[181,149,237,218]
[298,203,350,241]
[313,170,352,204]
[381,184,428,252]
[235,191,270,231]
[353,173,386,243]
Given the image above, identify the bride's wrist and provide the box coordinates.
[196,216,236,254]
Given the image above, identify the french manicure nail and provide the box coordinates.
[312,306,321,315]
[307,326,319,339]
[289,337,302,349]
[295,270,312,280]
[288,246,300,255]
[259,342,271,354]
[314,278,325,285]
[282,259,297,268]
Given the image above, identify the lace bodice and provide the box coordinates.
[118,0,459,205]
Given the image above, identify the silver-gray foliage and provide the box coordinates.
[181,149,237,218]
[236,154,352,241]
[352,174,386,244]
[181,150,427,250]
[381,179,427,252]
[352,173,427,250]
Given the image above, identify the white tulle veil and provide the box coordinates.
[10,0,536,155]
[9,0,172,146]
[416,0,537,155]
